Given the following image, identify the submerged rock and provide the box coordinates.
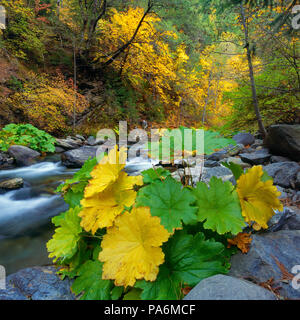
[8,145,40,166]
[0,178,23,190]
[184,274,276,300]
[0,266,74,300]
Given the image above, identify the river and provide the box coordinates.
[0,155,157,275]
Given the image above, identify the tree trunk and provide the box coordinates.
[240,2,267,138]
[202,69,213,125]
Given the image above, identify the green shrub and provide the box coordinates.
[0,123,56,153]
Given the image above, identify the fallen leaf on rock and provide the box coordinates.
[227,232,252,253]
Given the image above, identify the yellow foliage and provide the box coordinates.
[79,146,143,233]
[237,166,283,229]
[99,206,170,287]
[7,72,88,134]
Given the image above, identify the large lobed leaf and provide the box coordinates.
[193,177,245,235]
[136,176,197,233]
[47,206,83,262]
[136,231,228,300]
[72,260,113,300]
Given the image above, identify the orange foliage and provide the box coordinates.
[227,232,252,254]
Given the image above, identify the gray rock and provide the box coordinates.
[296,171,300,189]
[264,162,300,189]
[252,139,264,148]
[86,136,105,146]
[229,230,300,299]
[184,274,276,300]
[54,146,65,153]
[268,207,297,231]
[0,151,15,169]
[207,150,228,161]
[186,165,234,185]
[0,178,23,190]
[55,138,82,150]
[204,160,220,168]
[61,146,98,168]
[8,145,40,166]
[233,132,255,146]
[224,157,251,169]
[266,124,300,161]
[271,155,291,163]
[240,148,271,165]
[226,144,245,156]
[75,134,85,141]
[0,266,74,300]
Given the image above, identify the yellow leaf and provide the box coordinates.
[84,146,127,198]
[79,146,143,233]
[237,166,283,229]
[99,207,170,287]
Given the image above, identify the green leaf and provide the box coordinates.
[261,170,273,182]
[72,260,113,300]
[56,157,98,207]
[111,286,124,300]
[47,206,82,262]
[136,231,228,300]
[222,161,244,181]
[193,177,245,235]
[142,167,171,184]
[136,176,197,232]
[123,288,142,300]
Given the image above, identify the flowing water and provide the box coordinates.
[0,156,157,275]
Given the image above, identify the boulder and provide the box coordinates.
[61,146,98,168]
[0,151,15,169]
[239,148,271,165]
[86,136,106,146]
[266,124,300,161]
[0,178,23,190]
[233,132,255,146]
[55,138,83,150]
[263,162,300,189]
[271,155,291,163]
[8,145,40,166]
[229,230,300,299]
[184,274,276,300]
[0,266,74,300]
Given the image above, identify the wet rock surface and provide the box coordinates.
[0,266,74,300]
[8,145,40,166]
